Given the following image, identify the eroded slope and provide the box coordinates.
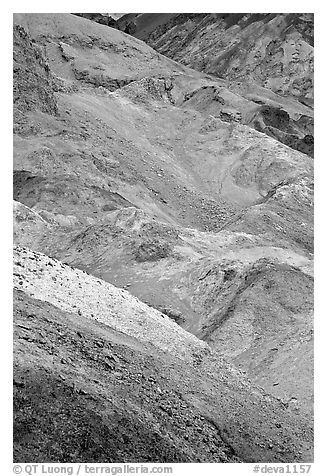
[13,13,314,462]
[14,249,313,462]
[115,13,314,155]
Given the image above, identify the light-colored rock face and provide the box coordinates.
[13,13,314,463]
[13,246,208,363]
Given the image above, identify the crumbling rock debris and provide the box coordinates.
[13,25,58,115]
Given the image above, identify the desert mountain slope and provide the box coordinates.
[13,13,313,228]
[13,246,207,363]
[14,247,313,462]
[15,290,237,463]
[115,13,314,156]
[13,13,313,462]
[119,13,313,100]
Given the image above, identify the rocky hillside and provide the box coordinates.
[13,13,314,463]
[116,13,314,156]
[14,247,313,462]
[118,14,313,99]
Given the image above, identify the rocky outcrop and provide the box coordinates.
[252,105,314,157]
[13,25,57,115]
[72,13,118,28]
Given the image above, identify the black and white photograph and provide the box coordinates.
[10,3,317,473]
